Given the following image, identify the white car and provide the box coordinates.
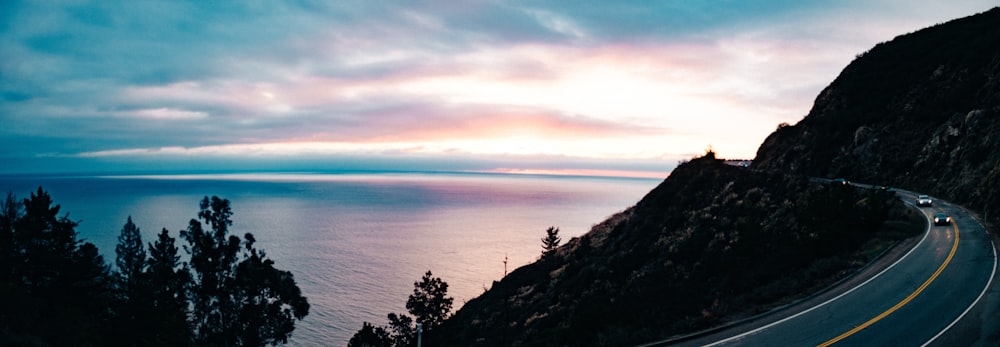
[916,195,933,207]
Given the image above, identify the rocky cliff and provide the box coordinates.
[754,7,1000,226]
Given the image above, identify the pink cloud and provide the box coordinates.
[111,35,854,163]
[349,104,665,142]
[482,167,666,179]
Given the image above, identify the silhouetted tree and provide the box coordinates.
[15,187,80,289]
[0,192,17,339]
[2,190,312,346]
[182,196,244,345]
[111,216,151,346]
[1,188,113,345]
[406,270,453,332]
[353,271,451,347]
[115,216,146,302]
[348,322,393,347]
[234,233,310,346]
[146,227,193,346]
[0,191,20,285]
[541,226,561,257]
[181,196,308,346]
[386,312,415,347]
[69,242,114,342]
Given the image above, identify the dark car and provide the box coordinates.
[832,178,850,186]
[934,212,951,226]
[916,195,933,207]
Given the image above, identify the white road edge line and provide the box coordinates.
[703,198,933,347]
[921,215,998,347]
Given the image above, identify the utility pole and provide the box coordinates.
[503,253,508,277]
[416,322,423,347]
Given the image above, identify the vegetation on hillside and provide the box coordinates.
[432,154,921,346]
[0,188,309,346]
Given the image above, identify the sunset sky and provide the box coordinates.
[2,1,996,177]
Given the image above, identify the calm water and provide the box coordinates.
[0,171,660,346]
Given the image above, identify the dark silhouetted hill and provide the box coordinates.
[754,7,1000,227]
[431,154,918,346]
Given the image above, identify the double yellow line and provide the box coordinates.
[817,218,960,346]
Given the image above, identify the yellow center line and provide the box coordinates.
[817,221,960,347]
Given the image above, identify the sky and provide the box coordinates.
[2,1,997,177]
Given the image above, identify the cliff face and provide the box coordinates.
[754,7,1000,225]
[430,7,1000,347]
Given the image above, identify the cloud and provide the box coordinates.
[1,0,997,174]
[122,108,208,120]
[74,104,671,160]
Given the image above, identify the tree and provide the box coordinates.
[234,233,310,346]
[405,270,453,331]
[3,189,313,346]
[181,196,309,346]
[352,271,450,347]
[386,312,415,347]
[111,216,151,346]
[541,226,561,257]
[146,227,193,346]
[2,188,113,345]
[15,187,80,290]
[68,241,114,342]
[0,191,19,335]
[0,191,21,284]
[115,216,146,302]
[348,322,393,347]
[182,196,244,345]
[349,312,414,347]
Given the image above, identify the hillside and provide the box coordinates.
[431,154,918,346]
[427,7,999,347]
[754,7,1000,227]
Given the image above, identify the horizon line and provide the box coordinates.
[0,168,667,181]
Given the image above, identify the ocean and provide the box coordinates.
[0,171,661,346]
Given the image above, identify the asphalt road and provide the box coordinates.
[651,189,998,346]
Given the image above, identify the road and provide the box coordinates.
[650,189,997,346]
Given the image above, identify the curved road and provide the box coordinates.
[656,189,997,346]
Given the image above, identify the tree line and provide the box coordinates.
[349,225,562,346]
[0,187,309,346]
[348,270,454,347]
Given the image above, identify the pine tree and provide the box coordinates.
[115,216,146,302]
[541,226,561,257]
[16,187,79,290]
[0,191,21,290]
[147,228,193,346]
[0,191,20,335]
[4,188,113,345]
